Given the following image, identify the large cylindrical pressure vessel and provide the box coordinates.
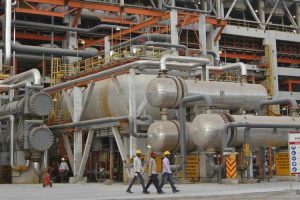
[147,120,196,152]
[146,77,268,111]
[191,114,300,151]
[81,74,161,120]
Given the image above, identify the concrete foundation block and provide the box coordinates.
[221,178,239,184]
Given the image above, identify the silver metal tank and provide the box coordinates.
[81,74,163,120]
[147,120,196,152]
[146,77,268,111]
[191,114,300,151]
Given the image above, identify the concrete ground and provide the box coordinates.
[0,181,300,200]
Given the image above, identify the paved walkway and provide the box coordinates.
[0,181,300,200]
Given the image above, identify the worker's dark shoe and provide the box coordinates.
[157,191,165,194]
[143,191,150,194]
[173,189,180,193]
[126,190,133,193]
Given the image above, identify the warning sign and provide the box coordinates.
[275,151,290,176]
[186,155,199,178]
[289,132,300,174]
[178,155,199,182]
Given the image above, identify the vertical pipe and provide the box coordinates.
[109,136,113,181]
[297,4,300,28]
[258,0,265,24]
[170,10,179,55]
[128,68,137,158]
[179,95,213,180]
[104,36,110,64]
[4,0,12,65]
[199,14,207,80]
[12,5,16,75]
[216,0,222,19]
[201,0,208,11]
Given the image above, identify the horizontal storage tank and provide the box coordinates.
[81,75,267,120]
[81,74,163,120]
[147,120,195,152]
[191,114,300,151]
[146,77,268,111]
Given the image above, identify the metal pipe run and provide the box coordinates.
[207,62,248,83]
[49,116,147,138]
[12,20,128,34]
[162,0,213,14]
[257,98,299,116]
[11,44,98,58]
[32,150,48,175]
[112,34,171,49]
[144,42,188,55]
[4,0,12,65]
[0,115,30,171]
[49,116,128,130]
[222,122,300,150]
[160,55,210,80]
[207,50,220,66]
[43,60,198,94]
[179,95,213,180]
[0,68,41,85]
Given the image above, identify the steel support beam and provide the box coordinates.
[264,36,279,99]
[62,134,74,172]
[111,126,130,177]
[136,97,148,118]
[245,0,263,29]
[128,68,137,158]
[62,90,74,121]
[265,0,280,25]
[282,1,298,30]
[73,87,83,180]
[80,83,95,120]
[77,130,94,181]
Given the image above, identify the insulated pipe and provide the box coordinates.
[179,95,213,180]
[43,60,197,93]
[160,55,210,80]
[144,42,188,55]
[207,62,248,83]
[49,115,147,138]
[4,0,12,65]
[207,50,220,66]
[222,122,300,151]
[33,162,41,175]
[257,98,299,116]
[11,44,98,58]
[0,68,41,85]
[12,20,127,34]
[112,34,171,49]
[0,115,30,171]
[162,0,213,14]
[49,116,128,130]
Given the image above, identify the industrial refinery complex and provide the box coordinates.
[1,0,300,199]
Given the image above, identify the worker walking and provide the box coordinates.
[160,151,180,193]
[145,152,164,194]
[126,150,149,194]
[59,158,69,183]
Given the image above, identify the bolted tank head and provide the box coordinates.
[29,92,53,116]
[29,126,54,152]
